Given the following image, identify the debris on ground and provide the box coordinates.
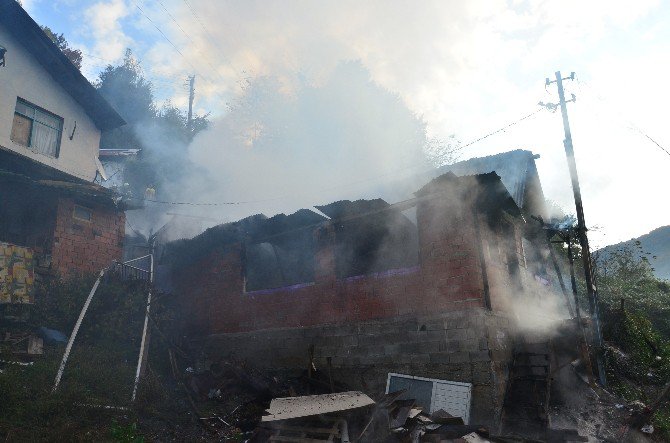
[1,331,43,355]
[261,391,375,421]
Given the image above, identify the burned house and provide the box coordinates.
[167,150,563,428]
[0,0,126,301]
[98,148,141,191]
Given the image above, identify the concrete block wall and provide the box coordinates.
[51,197,125,276]
[202,308,514,427]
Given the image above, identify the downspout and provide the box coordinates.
[473,209,492,310]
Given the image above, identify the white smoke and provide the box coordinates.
[71,0,670,245]
[167,61,439,225]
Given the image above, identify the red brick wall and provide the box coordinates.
[174,186,510,336]
[51,197,125,276]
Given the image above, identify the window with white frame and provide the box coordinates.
[11,98,63,158]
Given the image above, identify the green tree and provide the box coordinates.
[95,49,209,219]
[597,245,670,337]
[97,49,157,151]
[40,26,83,69]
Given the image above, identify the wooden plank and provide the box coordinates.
[273,424,340,436]
[270,436,332,443]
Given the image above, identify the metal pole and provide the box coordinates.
[567,241,581,321]
[554,70,606,386]
[548,243,574,317]
[131,249,154,402]
[53,268,106,392]
[187,75,195,131]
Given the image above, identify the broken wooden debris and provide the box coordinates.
[380,393,487,441]
[430,408,464,425]
[265,418,349,443]
[1,331,43,355]
[262,391,375,422]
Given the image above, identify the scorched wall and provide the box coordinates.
[173,173,527,427]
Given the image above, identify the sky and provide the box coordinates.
[22,0,670,248]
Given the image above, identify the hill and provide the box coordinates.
[598,226,670,280]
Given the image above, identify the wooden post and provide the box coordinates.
[552,70,606,386]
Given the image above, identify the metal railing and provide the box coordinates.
[110,255,152,281]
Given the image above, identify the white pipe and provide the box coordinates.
[52,268,106,392]
[131,252,154,402]
[123,255,152,264]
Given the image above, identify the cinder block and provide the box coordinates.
[418,320,444,331]
[448,352,470,364]
[441,340,462,352]
[429,352,451,364]
[384,344,402,355]
[357,334,383,347]
[462,339,480,352]
[490,349,511,362]
[446,328,466,340]
[398,353,430,365]
[337,335,359,348]
[358,355,383,366]
[469,350,491,362]
[471,361,493,385]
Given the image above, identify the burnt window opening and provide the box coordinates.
[317,200,419,279]
[501,218,523,291]
[243,209,326,292]
[245,234,317,292]
[11,98,63,158]
[522,237,550,280]
[0,185,57,253]
[73,204,92,222]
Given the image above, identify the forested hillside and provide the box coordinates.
[599,226,670,280]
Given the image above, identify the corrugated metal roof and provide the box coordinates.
[438,149,539,209]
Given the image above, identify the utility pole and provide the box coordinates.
[187,75,195,131]
[546,71,606,386]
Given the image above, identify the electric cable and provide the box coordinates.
[129,0,230,104]
[153,0,242,88]
[577,79,670,158]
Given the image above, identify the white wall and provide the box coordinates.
[0,25,101,181]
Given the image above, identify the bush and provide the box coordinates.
[0,274,169,441]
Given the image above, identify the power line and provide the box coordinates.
[124,105,546,207]
[153,0,238,85]
[180,0,249,82]
[81,53,194,83]
[129,0,229,104]
[458,108,544,150]
[131,1,186,61]
[577,78,670,159]
[632,127,670,158]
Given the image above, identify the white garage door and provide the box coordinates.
[386,373,472,424]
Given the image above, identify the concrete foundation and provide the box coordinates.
[201,308,514,428]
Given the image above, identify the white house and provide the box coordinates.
[0,0,128,297]
[0,0,124,181]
